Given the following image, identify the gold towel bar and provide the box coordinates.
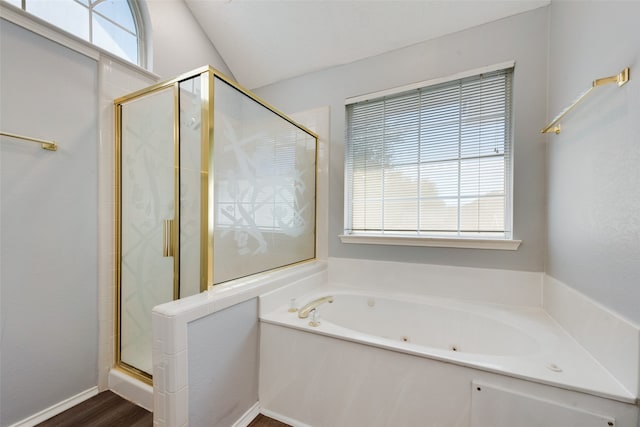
[0,131,58,151]
[542,67,630,134]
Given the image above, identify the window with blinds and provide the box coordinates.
[345,66,513,239]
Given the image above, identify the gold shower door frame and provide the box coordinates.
[114,81,181,384]
[114,66,319,383]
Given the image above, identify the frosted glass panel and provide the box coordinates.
[212,77,316,284]
[115,69,318,379]
[120,87,175,374]
[179,76,203,297]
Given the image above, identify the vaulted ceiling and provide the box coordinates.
[185,0,549,89]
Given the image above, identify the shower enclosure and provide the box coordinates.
[114,67,317,382]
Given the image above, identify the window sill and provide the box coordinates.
[339,234,522,250]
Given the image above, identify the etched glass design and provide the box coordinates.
[116,71,317,377]
[179,76,203,297]
[212,77,316,284]
[120,88,175,374]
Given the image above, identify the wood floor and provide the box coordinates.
[248,413,291,427]
[36,391,152,427]
[36,391,290,427]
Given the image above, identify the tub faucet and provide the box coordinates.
[298,296,334,319]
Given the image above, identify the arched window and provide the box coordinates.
[5,0,146,68]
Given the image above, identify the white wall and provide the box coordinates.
[146,0,234,79]
[187,299,259,427]
[254,7,548,272]
[0,19,99,427]
[546,1,640,325]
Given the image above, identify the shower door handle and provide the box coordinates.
[163,219,175,257]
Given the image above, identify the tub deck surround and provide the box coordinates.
[543,275,640,399]
[260,287,636,405]
[326,257,543,307]
[259,323,639,427]
[150,257,639,426]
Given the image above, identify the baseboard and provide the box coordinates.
[260,408,313,427]
[231,402,261,427]
[8,386,99,427]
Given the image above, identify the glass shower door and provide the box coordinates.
[113,67,317,382]
[118,86,177,376]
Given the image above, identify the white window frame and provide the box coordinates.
[3,0,147,68]
[341,62,521,250]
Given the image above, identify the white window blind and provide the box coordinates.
[345,67,513,239]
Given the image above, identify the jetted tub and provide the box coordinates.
[260,288,635,404]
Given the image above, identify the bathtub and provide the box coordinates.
[259,287,638,426]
